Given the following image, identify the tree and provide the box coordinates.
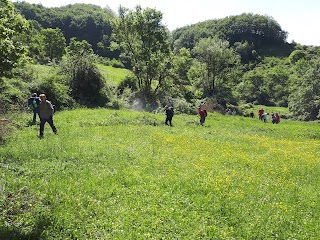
[60,39,105,106]
[289,50,306,65]
[288,59,320,121]
[192,37,239,97]
[0,0,29,76]
[111,5,172,105]
[236,69,268,104]
[41,28,66,61]
[14,3,117,57]
[66,37,94,56]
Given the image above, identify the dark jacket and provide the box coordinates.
[39,100,54,119]
[165,108,174,118]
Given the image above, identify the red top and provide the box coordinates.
[199,109,206,117]
[258,109,264,115]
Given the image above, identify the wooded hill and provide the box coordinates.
[1,1,320,121]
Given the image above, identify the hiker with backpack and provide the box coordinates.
[198,102,208,126]
[164,105,174,126]
[38,94,57,138]
[28,93,41,123]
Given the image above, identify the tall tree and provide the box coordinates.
[192,37,239,97]
[111,5,172,104]
[41,28,66,61]
[0,0,29,76]
[289,59,320,121]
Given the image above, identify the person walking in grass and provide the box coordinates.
[198,107,206,126]
[27,93,41,124]
[164,105,174,126]
[275,113,280,124]
[261,112,268,123]
[198,102,208,126]
[258,108,264,120]
[39,94,57,138]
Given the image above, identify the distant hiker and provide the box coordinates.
[39,94,57,138]
[198,107,206,126]
[261,112,268,123]
[275,113,280,124]
[200,102,208,117]
[249,111,254,118]
[258,108,264,120]
[164,105,174,126]
[27,93,41,123]
[271,113,277,124]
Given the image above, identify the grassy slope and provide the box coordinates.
[97,64,131,86]
[1,109,320,239]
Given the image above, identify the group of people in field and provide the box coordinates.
[258,108,280,124]
[28,93,57,138]
[29,92,280,138]
[164,102,208,127]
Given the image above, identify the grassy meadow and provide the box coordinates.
[97,64,131,85]
[0,109,320,239]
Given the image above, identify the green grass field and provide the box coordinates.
[1,109,320,239]
[97,64,131,86]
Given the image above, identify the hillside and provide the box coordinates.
[2,2,319,121]
[1,109,319,238]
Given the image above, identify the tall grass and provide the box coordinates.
[1,109,319,239]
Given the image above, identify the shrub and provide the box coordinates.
[0,77,29,114]
[60,54,106,107]
[172,98,195,114]
[37,75,74,110]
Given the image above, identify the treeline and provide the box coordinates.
[1,1,320,121]
[14,2,117,58]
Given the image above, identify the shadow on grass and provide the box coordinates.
[0,215,52,240]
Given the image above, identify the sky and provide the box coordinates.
[13,0,320,46]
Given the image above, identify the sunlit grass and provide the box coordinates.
[97,64,131,85]
[0,109,319,239]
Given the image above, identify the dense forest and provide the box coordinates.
[1,0,320,120]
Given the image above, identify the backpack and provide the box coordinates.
[28,98,39,110]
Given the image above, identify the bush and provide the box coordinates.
[0,117,11,144]
[37,75,75,111]
[277,98,288,107]
[60,54,106,107]
[172,98,195,114]
[117,75,138,94]
[0,77,29,114]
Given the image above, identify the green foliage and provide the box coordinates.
[60,52,106,106]
[289,50,306,64]
[233,41,256,63]
[171,13,287,53]
[112,6,172,104]
[66,37,93,56]
[237,57,291,106]
[41,28,66,61]
[117,74,138,94]
[171,98,195,114]
[18,20,45,63]
[0,0,29,76]
[37,75,74,111]
[192,37,239,98]
[172,48,193,83]
[14,2,117,58]
[289,59,320,121]
[0,76,29,113]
